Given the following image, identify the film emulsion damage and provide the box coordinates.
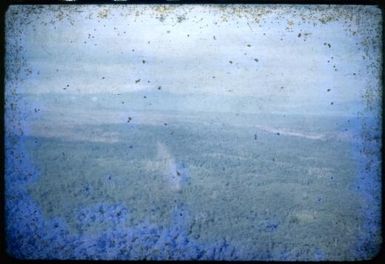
[4,4,382,260]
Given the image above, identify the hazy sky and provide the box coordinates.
[6,5,382,113]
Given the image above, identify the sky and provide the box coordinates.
[6,4,382,114]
